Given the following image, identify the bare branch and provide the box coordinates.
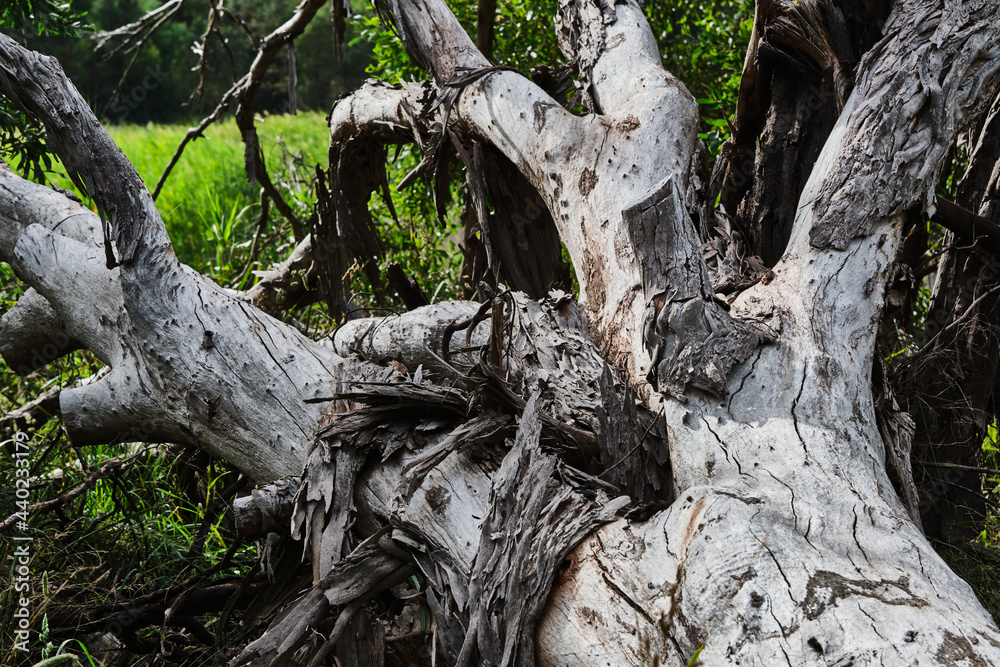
[152,0,329,239]
[94,0,183,57]
[97,0,183,120]
[1,385,60,437]
[234,0,328,240]
[932,195,1000,254]
[0,34,170,265]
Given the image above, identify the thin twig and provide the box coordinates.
[920,282,1000,353]
[97,0,183,120]
[0,456,134,531]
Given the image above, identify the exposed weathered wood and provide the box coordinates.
[233,478,300,538]
[334,609,385,667]
[0,37,349,481]
[634,0,1000,662]
[808,0,1000,251]
[0,163,99,373]
[3,0,1000,664]
[0,287,81,375]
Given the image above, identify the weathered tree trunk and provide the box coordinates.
[3,0,1000,664]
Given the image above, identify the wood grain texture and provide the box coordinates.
[2,0,1000,663]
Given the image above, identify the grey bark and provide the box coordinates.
[3,0,1000,664]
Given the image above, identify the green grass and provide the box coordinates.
[108,112,467,301]
[28,111,329,281]
[110,111,330,276]
[26,110,466,301]
[1,108,469,413]
[1,111,334,413]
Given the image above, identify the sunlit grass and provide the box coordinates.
[114,111,329,275]
[29,111,330,279]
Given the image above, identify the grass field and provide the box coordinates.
[108,111,331,276]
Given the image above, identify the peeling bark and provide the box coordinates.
[3,0,1000,664]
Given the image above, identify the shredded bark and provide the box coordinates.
[234,477,300,539]
[554,0,616,112]
[455,393,629,666]
[231,532,416,666]
[596,365,672,505]
[712,0,893,265]
[809,0,1000,250]
[873,355,921,527]
[291,439,365,583]
[314,141,387,320]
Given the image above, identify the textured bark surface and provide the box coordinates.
[3,0,1000,664]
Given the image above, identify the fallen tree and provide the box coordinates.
[3,0,1000,664]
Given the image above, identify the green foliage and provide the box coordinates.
[357,13,426,83]
[984,423,1000,503]
[1,112,325,664]
[0,433,255,665]
[1,0,87,37]
[491,0,561,71]
[8,0,371,129]
[28,111,329,276]
[0,103,52,183]
[372,146,467,304]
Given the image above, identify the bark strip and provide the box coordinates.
[455,393,628,666]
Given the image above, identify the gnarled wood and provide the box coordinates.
[3,0,1000,664]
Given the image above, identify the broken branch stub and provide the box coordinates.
[627,180,769,398]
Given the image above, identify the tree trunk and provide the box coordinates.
[3,0,1000,664]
